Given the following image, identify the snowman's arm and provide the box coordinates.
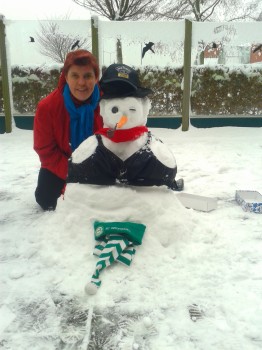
[72,136,98,163]
[67,136,98,183]
[67,135,120,185]
[150,134,177,168]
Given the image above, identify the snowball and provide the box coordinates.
[9,270,24,280]
[143,316,152,328]
[85,282,98,295]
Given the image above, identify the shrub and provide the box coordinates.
[1,65,261,116]
[191,65,262,115]
[11,66,61,114]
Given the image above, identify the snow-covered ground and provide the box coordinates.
[1,125,262,349]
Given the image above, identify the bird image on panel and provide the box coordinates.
[29,36,35,42]
[253,44,262,53]
[71,40,80,50]
[142,42,155,59]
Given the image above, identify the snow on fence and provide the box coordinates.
[0,16,262,133]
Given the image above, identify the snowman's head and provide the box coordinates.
[99,64,153,129]
[100,96,151,129]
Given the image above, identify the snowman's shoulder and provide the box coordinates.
[72,135,98,163]
[148,131,168,147]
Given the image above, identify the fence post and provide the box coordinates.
[0,15,12,133]
[182,19,192,131]
[91,16,99,66]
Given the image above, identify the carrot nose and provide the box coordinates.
[116,115,128,129]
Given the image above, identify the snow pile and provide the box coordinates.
[1,126,262,349]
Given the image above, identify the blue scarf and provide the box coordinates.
[63,83,100,151]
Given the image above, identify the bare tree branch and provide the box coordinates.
[72,0,158,20]
[36,21,90,63]
[149,0,262,22]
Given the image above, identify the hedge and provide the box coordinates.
[190,66,262,115]
[0,65,261,115]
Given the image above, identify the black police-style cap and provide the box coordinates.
[100,63,153,99]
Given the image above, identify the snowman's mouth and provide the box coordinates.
[107,115,128,138]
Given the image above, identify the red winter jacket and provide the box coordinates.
[33,72,103,180]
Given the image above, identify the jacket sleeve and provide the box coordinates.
[33,100,69,180]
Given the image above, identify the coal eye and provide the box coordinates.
[111,106,119,113]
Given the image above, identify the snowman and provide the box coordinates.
[67,63,183,191]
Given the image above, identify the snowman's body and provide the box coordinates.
[68,96,178,188]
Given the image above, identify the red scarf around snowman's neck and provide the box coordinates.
[95,126,148,143]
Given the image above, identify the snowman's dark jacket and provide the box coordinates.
[67,132,177,188]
